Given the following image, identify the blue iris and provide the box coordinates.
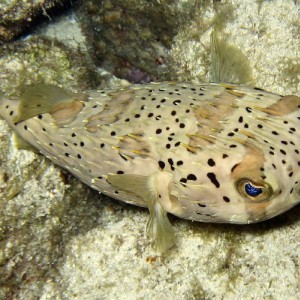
[245,183,262,197]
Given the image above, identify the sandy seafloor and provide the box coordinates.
[0,0,299,299]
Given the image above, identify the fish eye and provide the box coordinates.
[236,178,273,202]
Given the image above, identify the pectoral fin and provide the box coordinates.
[107,172,175,253]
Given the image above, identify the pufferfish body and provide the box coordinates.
[0,82,299,251]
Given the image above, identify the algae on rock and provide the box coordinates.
[0,36,99,98]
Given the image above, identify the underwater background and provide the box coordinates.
[0,0,299,299]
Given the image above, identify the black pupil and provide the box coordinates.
[245,183,263,197]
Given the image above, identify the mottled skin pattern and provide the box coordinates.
[0,82,299,250]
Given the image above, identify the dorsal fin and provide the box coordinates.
[210,30,254,84]
[14,84,85,126]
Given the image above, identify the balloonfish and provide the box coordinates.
[0,82,299,252]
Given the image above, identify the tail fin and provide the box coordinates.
[0,91,17,122]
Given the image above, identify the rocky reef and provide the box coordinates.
[0,0,71,44]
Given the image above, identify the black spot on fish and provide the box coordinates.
[180,178,187,186]
[158,161,165,169]
[223,196,230,202]
[280,149,286,155]
[207,158,215,167]
[168,158,174,166]
[187,174,197,181]
[207,172,220,188]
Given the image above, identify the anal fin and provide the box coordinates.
[107,172,176,253]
